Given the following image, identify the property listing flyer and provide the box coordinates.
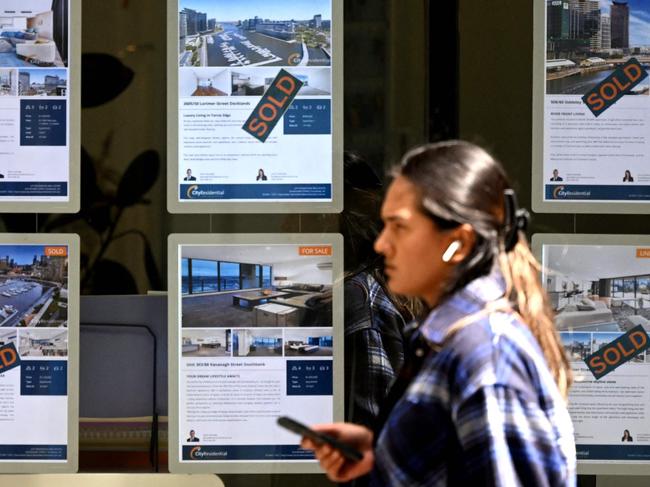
[543,243,650,461]
[544,0,650,203]
[0,244,69,462]
[176,0,334,203]
[0,1,71,202]
[177,243,335,462]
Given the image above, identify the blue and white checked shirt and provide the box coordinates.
[370,272,577,486]
[345,271,406,428]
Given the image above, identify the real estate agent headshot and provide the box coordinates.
[187,429,200,442]
[550,168,563,181]
[184,168,196,181]
[256,168,268,181]
[623,170,634,182]
[622,429,633,442]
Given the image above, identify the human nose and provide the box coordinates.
[374,227,389,256]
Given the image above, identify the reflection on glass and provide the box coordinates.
[181,258,190,294]
[220,262,240,291]
[192,259,219,293]
[262,265,272,287]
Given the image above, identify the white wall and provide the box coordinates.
[27,10,53,40]
[273,259,331,285]
[0,17,26,30]
[237,330,252,356]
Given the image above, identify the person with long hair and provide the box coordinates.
[340,152,423,430]
[302,141,576,486]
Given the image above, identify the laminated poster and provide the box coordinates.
[0,1,73,204]
[0,244,70,463]
[543,0,650,204]
[176,0,335,205]
[543,242,650,461]
[177,243,335,463]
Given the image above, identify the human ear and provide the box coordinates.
[445,224,475,264]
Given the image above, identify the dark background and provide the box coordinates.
[0,0,631,484]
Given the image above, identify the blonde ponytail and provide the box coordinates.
[499,233,573,400]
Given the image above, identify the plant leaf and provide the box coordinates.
[86,205,112,234]
[82,53,134,108]
[81,145,102,207]
[0,215,38,232]
[42,213,85,231]
[143,238,162,290]
[115,150,160,207]
[87,260,138,295]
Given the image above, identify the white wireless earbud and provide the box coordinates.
[442,240,461,263]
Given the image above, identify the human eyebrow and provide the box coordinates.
[381,208,413,223]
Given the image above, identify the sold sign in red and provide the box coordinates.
[0,342,20,374]
[582,58,648,117]
[242,69,303,143]
[585,325,650,379]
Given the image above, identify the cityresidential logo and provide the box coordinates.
[288,53,302,65]
[186,185,225,199]
[190,446,228,460]
[552,185,592,199]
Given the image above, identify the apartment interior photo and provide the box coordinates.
[233,328,282,357]
[181,245,333,328]
[284,328,333,356]
[19,328,67,356]
[544,245,650,333]
[231,68,331,96]
[0,0,68,67]
[182,328,230,357]
[0,328,17,347]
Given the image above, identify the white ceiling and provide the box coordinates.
[181,244,332,266]
[0,329,16,340]
[285,328,332,341]
[543,245,650,280]
[235,328,282,339]
[182,329,227,341]
[22,328,67,340]
[1,1,52,15]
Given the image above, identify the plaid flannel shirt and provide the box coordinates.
[344,272,406,428]
[370,272,577,487]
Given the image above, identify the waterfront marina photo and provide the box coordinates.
[0,245,68,328]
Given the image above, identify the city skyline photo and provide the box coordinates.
[599,0,650,46]
[179,0,331,22]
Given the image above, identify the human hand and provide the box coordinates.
[301,423,374,482]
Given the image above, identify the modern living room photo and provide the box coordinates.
[284,328,333,356]
[543,244,650,333]
[0,0,69,67]
[19,327,67,357]
[182,328,231,357]
[181,244,333,328]
[231,67,331,96]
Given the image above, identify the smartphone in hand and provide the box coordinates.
[277,416,364,462]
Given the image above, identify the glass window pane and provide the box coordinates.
[220,262,240,291]
[192,259,219,294]
[263,265,272,287]
[181,258,190,294]
[624,279,635,297]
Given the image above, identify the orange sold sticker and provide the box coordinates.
[45,246,68,257]
[299,246,332,256]
[636,248,650,258]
